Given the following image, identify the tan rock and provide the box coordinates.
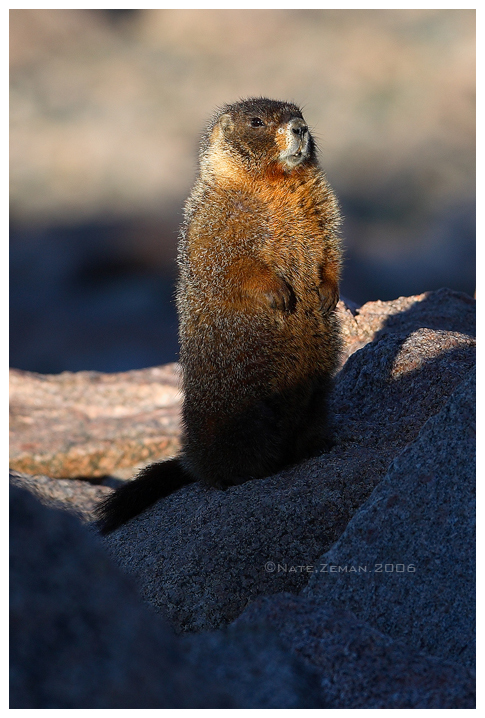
[9,470,112,521]
[9,364,181,478]
[337,294,422,361]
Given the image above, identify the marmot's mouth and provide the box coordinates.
[278,119,310,168]
[280,145,308,168]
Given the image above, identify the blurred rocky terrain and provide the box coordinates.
[10,9,475,373]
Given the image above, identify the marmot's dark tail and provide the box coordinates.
[96,457,196,535]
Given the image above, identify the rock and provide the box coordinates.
[9,290,474,481]
[304,368,475,668]
[337,288,475,362]
[10,483,220,708]
[331,325,475,451]
[183,622,323,709]
[10,484,322,708]
[9,470,112,521]
[102,467,377,632]
[9,364,181,478]
[9,289,475,708]
[234,594,475,708]
[101,291,475,631]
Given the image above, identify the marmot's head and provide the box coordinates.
[200,98,317,181]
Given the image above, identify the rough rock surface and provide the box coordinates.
[10,484,322,709]
[101,290,475,632]
[234,594,475,709]
[337,287,475,361]
[9,470,113,521]
[9,289,475,708]
[9,363,181,477]
[183,622,323,709]
[304,368,476,668]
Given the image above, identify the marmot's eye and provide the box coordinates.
[250,117,265,127]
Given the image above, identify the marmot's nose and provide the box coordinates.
[290,118,308,137]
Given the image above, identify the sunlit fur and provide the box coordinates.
[96,97,342,533]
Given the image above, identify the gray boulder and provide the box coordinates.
[183,622,323,709]
[10,484,323,708]
[305,368,476,668]
[10,484,229,708]
[234,593,475,708]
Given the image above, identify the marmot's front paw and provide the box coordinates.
[318,282,339,313]
[264,276,296,313]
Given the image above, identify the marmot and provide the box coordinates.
[96,97,342,534]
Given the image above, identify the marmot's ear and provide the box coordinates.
[219,114,234,134]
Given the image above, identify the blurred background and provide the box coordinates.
[10,8,475,374]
